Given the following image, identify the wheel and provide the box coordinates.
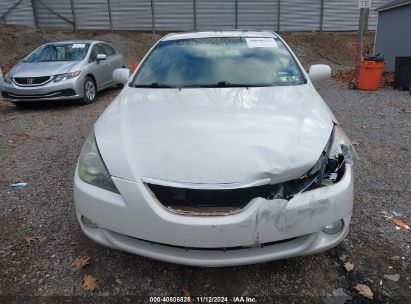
[81,77,97,104]
[348,81,356,90]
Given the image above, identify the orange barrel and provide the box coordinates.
[357,60,385,91]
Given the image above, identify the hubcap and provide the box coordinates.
[85,81,96,100]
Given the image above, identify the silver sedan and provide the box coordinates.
[0,40,125,105]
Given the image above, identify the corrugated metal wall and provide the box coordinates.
[33,0,73,28]
[237,0,278,30]
[0,0,392,32]
[196,0,235,30]
[153,0,194,31]
[280,0,321,31]
[375,4,411,71]
[0,0,35,27]
[323,0,389,31]
[110,0,152,31]
[74,0,110,29]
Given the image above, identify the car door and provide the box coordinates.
[88,43,111,90]
[101,43,123,85]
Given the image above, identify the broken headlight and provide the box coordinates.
[78,132,120,194]
[284,125,357,198]
[314,125,357,185]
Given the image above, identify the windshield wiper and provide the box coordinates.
[133,82,177,88]
[200,81,271,88]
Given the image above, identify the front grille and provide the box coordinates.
[147,183,278,210]
[14,76,51,86]
[146,173,321,214]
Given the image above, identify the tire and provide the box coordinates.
[348,81,356,90]
[116,83,124,90]
[81,77,97,104]
[409,86,411,95]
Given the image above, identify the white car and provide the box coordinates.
[73,31,357,267]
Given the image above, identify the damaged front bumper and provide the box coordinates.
[73,163,353,267]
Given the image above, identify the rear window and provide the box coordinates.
[24,43,90,62]
[132,37,305,88]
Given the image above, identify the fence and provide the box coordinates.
[0,0,390,32]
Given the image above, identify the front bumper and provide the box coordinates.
[0,78,83,102]
[73,165,354,267]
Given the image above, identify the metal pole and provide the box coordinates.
[357,8,366,65]
[320,0,324,32]
[235,0,238,29]
[69,0,77,31]
[193,0,196,31]
[107,0,113,32]
[151,0,155,34]
[277,0,281,32]
[364,8,369,33]
[31,0,39,29]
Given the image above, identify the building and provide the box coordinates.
[375,0,411,71]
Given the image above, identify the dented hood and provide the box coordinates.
[95,84,335,185]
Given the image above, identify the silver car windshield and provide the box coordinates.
[24,43,90,62]
[132,37,305,88]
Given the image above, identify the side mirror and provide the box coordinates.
[113,68,130,85]
[96,54,107,62]
[308,64,331,81]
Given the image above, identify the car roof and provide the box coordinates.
[162,30,278,41]
[44,40,105,45]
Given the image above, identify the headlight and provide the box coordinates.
[3,73,12,84]
[317,125,357,184]
[330,125,358,162]
[54,71,80,82]
[78,132,119,193]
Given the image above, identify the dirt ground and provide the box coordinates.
[0,25,410,303]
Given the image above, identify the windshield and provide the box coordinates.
[132,37,305,88]
[24,43,90,62]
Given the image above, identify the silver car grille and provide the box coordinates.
[13,76,51,86]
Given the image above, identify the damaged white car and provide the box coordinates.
[73,31,357,267]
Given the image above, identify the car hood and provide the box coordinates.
[11,61,81,77]
[95,85,335,185]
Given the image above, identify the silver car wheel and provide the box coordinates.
[85,80,96,101]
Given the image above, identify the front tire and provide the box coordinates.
[81,77,97,104]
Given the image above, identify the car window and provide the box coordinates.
[24,43,90,62]
[132,37,305,88]
[102,44,116,56]
[89,44,107,62]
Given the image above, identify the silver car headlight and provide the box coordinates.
[3,73,12,84]
[78,132,120,194]
[54,71,80,82]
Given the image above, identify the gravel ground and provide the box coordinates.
[0,26,410,303]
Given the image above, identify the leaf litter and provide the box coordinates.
[82,274,99,291]
[354,284,373,299]
[72,256,92,270]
